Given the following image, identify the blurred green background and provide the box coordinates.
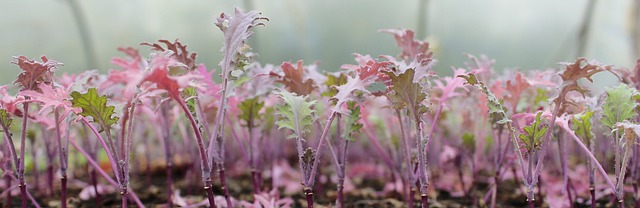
[0,0,638,85]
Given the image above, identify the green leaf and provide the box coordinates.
[321,73,348,99]
[275,90,317,139]
[238,96,264,129]
[601,84,638,130]
[462,132,476,153]
[518,112,547,151]
[533,88,549,108]
[262,106,275,133]
[572,109,595,144]
[341,101,363,142]
[182,87,198,114]
[384,68,428,120]
[0,109,13,131]
[70,88,119,133]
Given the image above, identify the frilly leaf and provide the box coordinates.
[331,58,389,113]
[274,89,317,139]
[238,96,264,128]
[342,102,363,142]
[70,88,119,133]
[556,58,616,100]
[380,29,432,61]
[142,39,198,72]
[0,109,13,130]
[12,56,62,91]
[601,84,638,130]
[572,109,595,144]
[215,8,268,77]
[458,73,512,126]
[274,61,317,96]
[384,68,428,120]
[518,112,547,151]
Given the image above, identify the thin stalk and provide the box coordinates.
[68,139,144,207]
[416,120,429,208]
[634,183,639,208]
[304,187,314,208]
[4,168,10,208]
[67,0,98,69]
[205,76,232,207]
[361,118,395,169]
[397,110,415,207]
[337,123,349,208]
[576,0,597,57]
[159,103,173,207]
[558,124,617,195]
[121,103,137,208]
[80,117,120,183]
[18,104,29,208]
[557,132,572,206]
[29,138,38,193]
[4,174,41,208]
[42,129,54,196]
[306,112,337,186]
[176,98,216,208]
[300,112,337,208]
[54,109,67,208]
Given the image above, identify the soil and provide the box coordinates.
[1,165,636,207]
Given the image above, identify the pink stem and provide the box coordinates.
[176,98,217,208]
[558,124,617,195]
[18,104,29,208]
[80,117,121,183]
[69,139,145,207]
[306,112,337,186]
[361,118,396,170]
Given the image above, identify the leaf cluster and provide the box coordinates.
[518,112,547,151]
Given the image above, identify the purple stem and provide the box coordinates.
[54,110,68,208]
[0,107,24,208]
[396,110,415,207]
[159,103,173,207]
[3,174,41,208]
[424,102,443,152]
[18,104,29,208]
[591,187,596,208]
[558,124,617,195]
[80,117,121,183]
[361,118,396,170]
[176,98,217,208]
[68,138,145,207]
[306,112,337,186]
[29,138,38,193]
[557,132,572,206]
[226,117,250,164]
[4,169,10,208]
[304,188,314,208]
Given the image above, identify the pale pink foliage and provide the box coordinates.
[215,8,268,76]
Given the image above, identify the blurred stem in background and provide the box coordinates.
[416,0,429,39]
[632,0,640,59]
[577,0,596,57]
[67,0,98,70]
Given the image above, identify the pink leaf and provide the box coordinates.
[432,68,468,105]
[380,29,432,61]
[332,56,390,113]
[12,56,62,91]
[17,83,76,116]
[142,54,204,100]
[215,8,268,76]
